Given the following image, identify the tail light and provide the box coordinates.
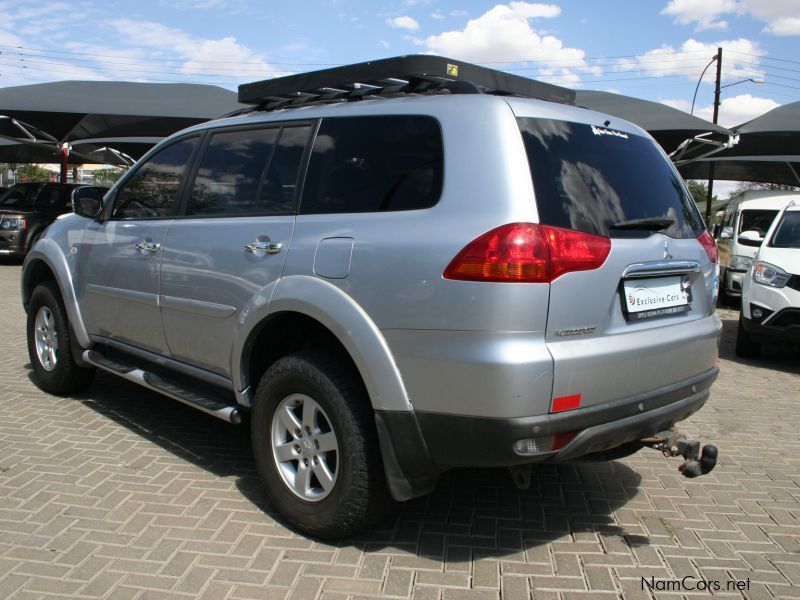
[444,223,610,283]
[698,230,718,263]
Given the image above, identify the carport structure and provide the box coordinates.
[0,80,243,179]
[677,100,800,187]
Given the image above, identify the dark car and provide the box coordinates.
[0,183,107,257]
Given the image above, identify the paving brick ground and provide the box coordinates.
[1,258,799,600]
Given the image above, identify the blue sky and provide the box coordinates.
[0,0,797,129]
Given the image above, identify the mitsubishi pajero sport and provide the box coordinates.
[22,56,721,537]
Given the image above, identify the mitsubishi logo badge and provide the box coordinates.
[663,241,673,260]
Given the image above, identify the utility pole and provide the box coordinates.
[705,47,723,226]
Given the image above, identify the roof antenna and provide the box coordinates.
[604,119,611,126]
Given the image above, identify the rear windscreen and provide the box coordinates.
[518,118,704,238]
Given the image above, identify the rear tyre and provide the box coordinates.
[251,350,388,538]
[735,315,761,358]
[26,281,95,395]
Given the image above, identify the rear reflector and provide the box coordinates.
[552,394,582,412]
[444,223,610,283]
[698,230,718,263]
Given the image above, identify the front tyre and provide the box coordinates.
[735,315,761,358]
[27,281,95,395]
[251,350,387,538]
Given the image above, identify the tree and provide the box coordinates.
[16,164,53,182]
[734,181,800,193]
[687,180,718,207]
[91,168,126,186]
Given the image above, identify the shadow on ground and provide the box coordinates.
[61,369,646,560]
[717,309,800,375]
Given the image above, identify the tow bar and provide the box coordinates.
[641,428,718,478]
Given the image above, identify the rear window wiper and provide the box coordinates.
[610,217,675,231]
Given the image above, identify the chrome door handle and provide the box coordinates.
[244,241,283,254]
[135,241,161,253]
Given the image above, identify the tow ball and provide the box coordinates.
[641,428,718,478]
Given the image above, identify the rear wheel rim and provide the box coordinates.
[34,307,58,372]
[271,393,339,502]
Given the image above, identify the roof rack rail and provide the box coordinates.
[238,55,575,111]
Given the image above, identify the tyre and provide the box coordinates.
[251,350,387,538]
[735,315,761,358]
[27,281,95,395]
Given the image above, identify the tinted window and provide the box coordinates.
[518,118,704,238]
[113,138,198,219]
[34,185,71,210]
[770,211,800,248]
[188,128,279,216]
[738,209,777,236]
[300,116,443,214]
[261,125,313,214]
[0,183,42,208]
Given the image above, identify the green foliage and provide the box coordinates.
[16,164,53,182]
[91,168,126,186]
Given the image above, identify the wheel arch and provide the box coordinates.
[21,241,91,348]
[232,275,412,414]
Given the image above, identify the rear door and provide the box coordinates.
[159,123,313,377]
[516,115,718,411]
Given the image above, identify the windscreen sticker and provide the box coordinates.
[591,125,629,139]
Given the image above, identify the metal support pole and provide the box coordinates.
[59,144,69,183]
[705,47,723,226]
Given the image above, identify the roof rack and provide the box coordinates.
[238,55,575,111]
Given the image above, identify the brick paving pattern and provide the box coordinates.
[1,258,799,599]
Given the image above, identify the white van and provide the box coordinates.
[716,190,800,300]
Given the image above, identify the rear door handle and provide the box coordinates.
[244,241,283,254]
[135,241,161,253]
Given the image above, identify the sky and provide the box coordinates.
[0,0,798,191]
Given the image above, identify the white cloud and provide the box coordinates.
[431,10,445,20]
[661,0,741,31]
[421,2,586,84]
[386,16,420,31]
[763,16,800,35]
[661,0,800,36]
[662,94,779,128]
[109,19,279,80]
[617,38,764,82]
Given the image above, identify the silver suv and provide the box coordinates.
[22,56,722,537]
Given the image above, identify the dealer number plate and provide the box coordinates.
[622,276,691,321]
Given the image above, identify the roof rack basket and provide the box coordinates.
[238,55,575,111]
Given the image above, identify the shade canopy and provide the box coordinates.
[574,89,732,155]
[0,138,98,164]
[0,81,242,142]
[678,155,800,186]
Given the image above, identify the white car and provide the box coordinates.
[737,201,800,357]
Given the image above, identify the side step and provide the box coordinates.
[83,350,242,424]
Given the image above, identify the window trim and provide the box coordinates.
[105,134,203,222]
[174,119,318,220]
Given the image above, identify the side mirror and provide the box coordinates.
[71,188,103,219]
[738,230,763,245]
[719,226,734,240]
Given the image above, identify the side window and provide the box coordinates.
[300,116,443,214]
[188,128,279,216]
[259,125,313,214]
[112,137,198,219]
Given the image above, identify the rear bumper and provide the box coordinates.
[376,368,718,497]
[0,231,25,256]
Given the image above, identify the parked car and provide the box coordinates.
[737,201,800,357]
[0,182,108,257]
[715,190,797,302]
[21,56,721,537]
